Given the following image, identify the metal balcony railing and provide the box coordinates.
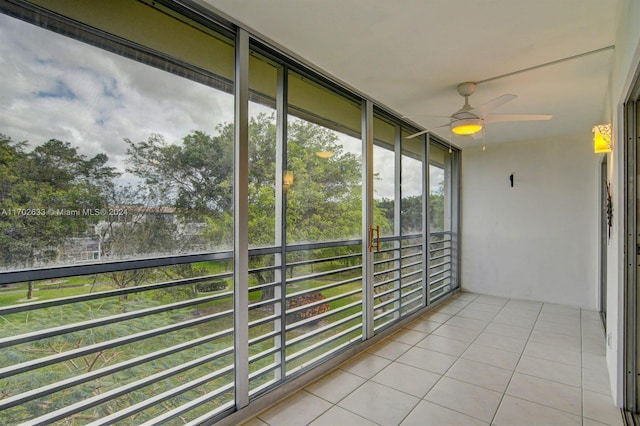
[0,233,456,424]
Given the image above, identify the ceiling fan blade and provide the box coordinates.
[405,123,449,139]
[470,94,517,118]
[485,113,552,123]
[402,114,453,119]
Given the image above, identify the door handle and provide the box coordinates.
[369,225,381,253]
[369,226,374,253]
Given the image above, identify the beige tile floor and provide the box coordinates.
[244,292,623,426]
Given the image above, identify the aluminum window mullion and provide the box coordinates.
[363,100,374,340]
[234,27,250,410]
[394,124,402,320]
[277,63,288,383]
[424,134,431,306]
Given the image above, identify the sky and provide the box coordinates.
[0,12,442,199]
[0,13,234,180]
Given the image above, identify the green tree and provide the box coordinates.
[0,136,118,299]
[429,181,445,232]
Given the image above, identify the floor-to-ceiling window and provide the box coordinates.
[0,1,460,423]
[0,1,237,423]
[429,141,460,302]
[284,70,364,373]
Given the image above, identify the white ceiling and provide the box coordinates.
[201,0,619,149]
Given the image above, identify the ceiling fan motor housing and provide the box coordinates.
[457,82,477,97]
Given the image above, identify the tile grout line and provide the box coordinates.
[396,293,508,425]
[395,293,482,425]
[488,298,544,425]
[300,293,478,425]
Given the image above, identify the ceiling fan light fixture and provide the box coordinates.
[451,118,483,135]
[316,150,334,158]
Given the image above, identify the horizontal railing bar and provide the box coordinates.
[248,346,281,365]
[401,301,423,316]
[285,239,362,253]
[0,291,232,348]
[248,280,281,295]
[401,249,423,259]
[374,305,400,321]
[248,313,280,330]
[0,310,233,380]
[373,285,400,300]
[377,234,421,244]
[0,251,234,286]
[143,385,235,426]
[429,276,451,287]
[429,253,451,262]
[429,244,451,253]
[0,236,373,287]
[373,256,401,267]
[86,363,235,426]
[429,281,452,294]
[23,347,235,426]
[286,300,361,332]
[374,246,400,256]
[0,327,233,411]
[248,362,280,382]
[429,237,452,244]
[373,270,399,281]
[430,268,452,279]
[429,231,452,237]
[0,273,232,316]
[286,252,361,269]
[286,322,362,362]
[401,269,423,281]
[249,378,279,399]
[401,282,423,295]
[285,335,361,379]
[247,266,278,278]
[249,295,280,310]
[248,330,280,348]
[373,275,400,288]
[401,292,424,305]
[286,275,361,300]
[285,264,362,286]
[401,242,423,251]
[430,289,452,303]
[286,288,361,316]
[374,297,400,313]
[400,259,422,270]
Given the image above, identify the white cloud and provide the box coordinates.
[0,14,234,177]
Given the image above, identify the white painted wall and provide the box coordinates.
[460,132,600,308]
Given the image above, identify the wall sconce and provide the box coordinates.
[593,124,612,153]
[283,170,294,189]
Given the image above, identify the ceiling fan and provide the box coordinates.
[406,82,552,139]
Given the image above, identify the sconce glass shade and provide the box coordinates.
[283,170,294,187]
[451,117,483,135]
[593,124,611,153]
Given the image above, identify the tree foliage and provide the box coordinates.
[0,135,118,269]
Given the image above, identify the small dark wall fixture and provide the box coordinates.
[509,173,514,187]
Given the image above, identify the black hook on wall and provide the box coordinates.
[509,173,514,187]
